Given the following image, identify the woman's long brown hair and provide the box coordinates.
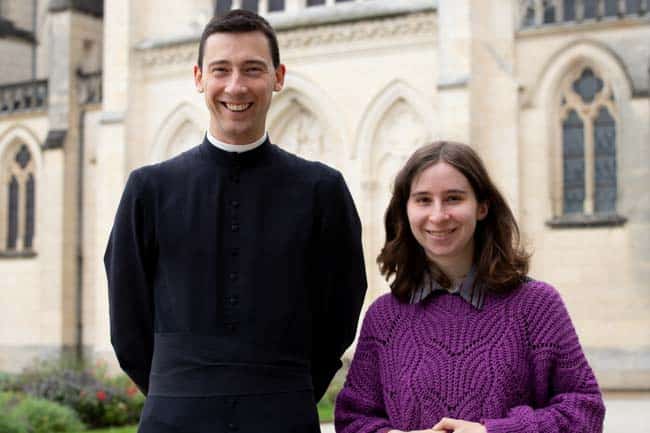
[377,141,530,301]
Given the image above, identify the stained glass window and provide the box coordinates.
[573,68,603,103]
[626,0,640,14]
[594,107,617,213]
[269,0,285,11]
[216,0,232,16]
[3,144,36,252]
[563,0,576,21]
[16,145,30,169]
[25,174,35,249]
[583,0,598,19]
[558,67,619,221]
[7,176,18,250]
[241,0,258,12]
[604,0,619,16]
[562,110,585,214]
[543,1,556,23]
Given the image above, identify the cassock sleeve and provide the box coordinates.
[482,283,605,433]
[104,170,156,395]
[311,170,367,402]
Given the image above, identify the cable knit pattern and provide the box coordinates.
[335,280,605,433]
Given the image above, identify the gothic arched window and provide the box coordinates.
[1,143,36,254]
[554,66,622,225]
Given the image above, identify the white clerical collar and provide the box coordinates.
[206,131,267,153]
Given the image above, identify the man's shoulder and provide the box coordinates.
[130,146,202,183]
[270,144,340,180]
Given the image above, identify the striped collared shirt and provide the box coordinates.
[409,265,486,309]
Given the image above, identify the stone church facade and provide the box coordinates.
[0,0,648,391]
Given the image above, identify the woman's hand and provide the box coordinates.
[387,430,445,433]
[431,417,486,433]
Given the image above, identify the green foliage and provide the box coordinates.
[0,392,26,433]
[73,426,137,433]
[0,391,85,433]
[11,396,85,433]
[318,371,345,423]
[5,359,144,429]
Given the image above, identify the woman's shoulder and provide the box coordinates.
[508,277,564,308]
[506,278,577,341]
[358,293,403,342]
[365,293,401,320]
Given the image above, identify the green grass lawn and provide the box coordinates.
[77,401,334,433]
[75,401,334,433]
[75,427,137,433]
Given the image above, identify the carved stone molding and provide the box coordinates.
[278,12,436,50]
[136,12,436,69]
[139,44,197,69]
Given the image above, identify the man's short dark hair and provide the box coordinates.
[197,9,281,69]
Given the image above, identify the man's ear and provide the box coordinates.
[273,64,286,92]
[193,64,204,93]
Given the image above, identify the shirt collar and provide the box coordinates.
[206,130,267,153]
[410,265,486,309]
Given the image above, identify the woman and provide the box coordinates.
[335,141,605,433]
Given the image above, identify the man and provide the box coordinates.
[105,9,366,433]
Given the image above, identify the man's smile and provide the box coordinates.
[222,102,253,112]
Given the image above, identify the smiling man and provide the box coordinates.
[105,9,366,433]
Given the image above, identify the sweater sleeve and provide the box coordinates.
[310,170,367,402]
[335,302,393,433]
[483,283,605,433]
[104,170,156,395]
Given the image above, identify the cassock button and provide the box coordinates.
[228,423,239,431]
[229,272,238,281]
[227,295,239,305]
[231,224,239,232]
[231,200,240,208]
[231,248,239,257]
[226,323,237,333]
[229,175,239,183]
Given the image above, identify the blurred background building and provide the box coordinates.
[0,0,649,428]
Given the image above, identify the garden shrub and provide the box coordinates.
[11,359,144,429]
[0,392,27,433]
[11,396,85,433]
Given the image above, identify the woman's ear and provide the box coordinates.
[477,201,488,221]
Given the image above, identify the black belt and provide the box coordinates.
[148,333,313,397]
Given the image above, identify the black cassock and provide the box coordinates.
[105,137,367,433]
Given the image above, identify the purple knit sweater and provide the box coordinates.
[335,280,605,433]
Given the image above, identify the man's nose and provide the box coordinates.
[225,72,248,95]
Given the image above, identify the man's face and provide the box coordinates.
[194,31,285,145]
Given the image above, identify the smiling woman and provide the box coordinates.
[335,141,605,433]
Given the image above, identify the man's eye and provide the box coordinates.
[446,196,461,202]
[246,67,263,74]
[416,197,431,204]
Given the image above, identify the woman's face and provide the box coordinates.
[406,161,488,272]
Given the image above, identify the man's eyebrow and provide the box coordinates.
[206,60,230,68]
[243,60,268,66]
[206,59,269,68]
